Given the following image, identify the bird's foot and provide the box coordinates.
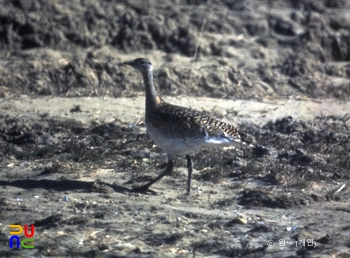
[130,184,158,195]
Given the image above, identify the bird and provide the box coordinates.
[124,58,255,195]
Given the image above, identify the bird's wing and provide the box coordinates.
[150,102,242,143]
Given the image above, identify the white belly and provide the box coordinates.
[146,123,239,159]
[147,126,204,158]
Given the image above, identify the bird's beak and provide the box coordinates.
[123,60,132,66]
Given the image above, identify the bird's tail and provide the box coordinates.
[239,132,256,146]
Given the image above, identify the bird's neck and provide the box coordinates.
[141,67,160,112]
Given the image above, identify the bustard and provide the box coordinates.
[124,58,254,195]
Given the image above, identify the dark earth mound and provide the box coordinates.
[1,0,350,100]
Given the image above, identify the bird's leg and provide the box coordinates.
[186,155,193,195]
[132,158,173,192]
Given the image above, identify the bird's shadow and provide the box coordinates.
[0,178,130,194]
[0,178,159,195]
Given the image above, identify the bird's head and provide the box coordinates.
[124,58,153,73]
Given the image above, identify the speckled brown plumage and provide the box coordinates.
[148,100,240,140]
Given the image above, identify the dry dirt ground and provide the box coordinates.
[1,1,350,257]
